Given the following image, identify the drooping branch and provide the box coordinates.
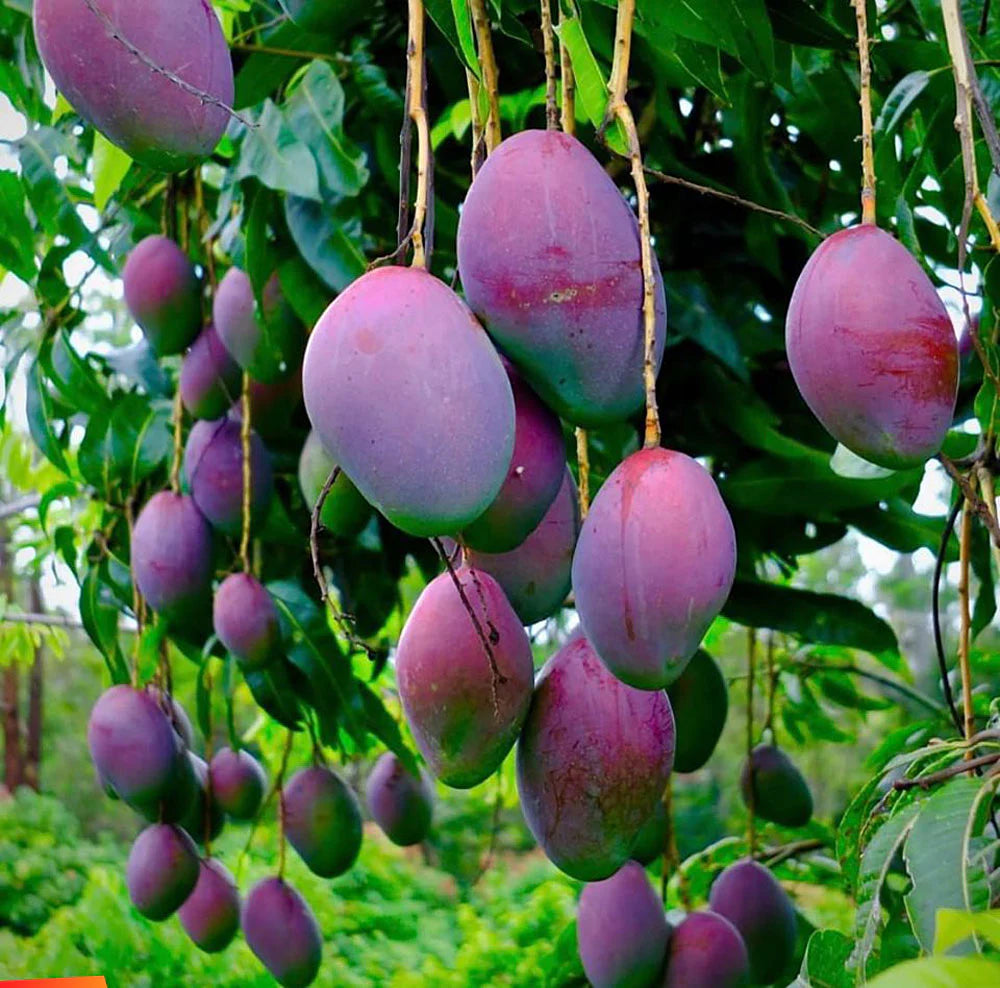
[239,372,253,573]
[603,0,660,449]
[851,0,876,224]
[80,0,254,130]
[892,750,1000,791]
[958,495,975,748]
[939,453,1000,548]
[469,0,502,152]
[792,659,948,717]
[932,496,966,734]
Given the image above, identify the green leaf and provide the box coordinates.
[904,776,997,954]
[553,14,626,154]
[235,101,321,201]
[25,358,70,475]
[876,70,933,136]
[789,929,853,988]
[284,61,369,198]
[723,581,899,659]
[764,0,850,49]
[934,909,1000,955]
[867,956,1000,988]
[285,196,366,293]
[91,131,132,211]
[449,0,479,76]
[0,171,36,282]
[357,682,418,776]
[79,566,128,685]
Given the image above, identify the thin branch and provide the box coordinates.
[81,0,253,131]
[239,372,253,573]
[758,837,827,868]
[469,0,502,152]
[959,495,975,748]
[852,0,877,224]
[745,627,757,856]
[466,70,486,178]
[169,388,184,495]
[559,1,575,137]
[643,167,824,239]
[0,496,41,522]
[231,44,349,65]
[406,0,432,269]
[933,496,966,734]
[603,0,660,449]
[792,660,947,716]
[892,750,1000,790]
[939,453,1000,548]
[0,612,83,630]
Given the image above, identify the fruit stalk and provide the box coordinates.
[469,0,502,152]
[276,729,294,879]
[745,627,757,854]
[194,170,217,289]
[406,0,432,269]
[169,387,184,494]
[764,632,776,733]
[124,496,143,687]
[941,0,1000,251]
[466,69,486,177]
[575,428,590,518]
[79,0,252,129]
[239,372,253,572]
[605,0,661,448]
[958,495,975,751]
[540,0,558,130]
[851,0,876,225]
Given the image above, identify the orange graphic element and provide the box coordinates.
[0,980,107,987]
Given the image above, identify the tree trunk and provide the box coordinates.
[24,576,44,791]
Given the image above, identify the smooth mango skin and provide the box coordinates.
[178,753,225,846]
[786,225,958,470]
[33,0,232,172]
[209,746,268,820]
[184,417,274,536]
[178,858,240,953]
[122,236,202,356]
[126,824,199,921]
[739,744,813,828]
[457,129,666,427]
[131,492,213,630]
[709,860,797,985]
[365,752,434,846]
[461,361,566,553]
[577,860,671,988]
[667,650,728,773]
[243,877,322,988]
[396,567,534,788]
[464,468,580,626]
[180,324,242,421]
[297,429,372,539]
[212,573,281,671]
[516,635,675,881]
[661,911,750,988]
[302,266,515,537]
[283,766,363,878]
[87,686,188,815]
[213,268,305,384]
[572,448,737,691]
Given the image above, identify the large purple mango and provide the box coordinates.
[464,467,579,625]
[396,566,534,788]
[243,877,322,988]
[33,0,233,172]
[661,911,750,988]
[577,860,671,988]
[178,858,240,953]
[572,448,736,691]
[302,266,515,537]
[126,824,199,921]
[365,752,434,846]
[786,225,958,469]
[461,361,565,553]
[516,635,675,881]
[180,324,241,421]
[131,491,213,630]
[457,129,666,427]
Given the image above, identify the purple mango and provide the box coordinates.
[243,877,322,987]
[461,361,565,553]
[33,0,233,172]
[213,267,304,383]
[786,225,958,469]
[178,858,240,953]
[283,765,363,878]
[577,860,671,988]
[122,235,201,355]
[126,823,199,920]
[209,746,267,819]
[212,573,280,671]
[184,416,274,535]
[302,265,515,536]
[661,911,750,988]
[178,753,225,846]
[180,324,241,421]
[365,752,434,846]
[457,129,666,427]
[516,635,675,881]
[463,467,579,625]
[572,448,736,690]
[396,566,534,788]
[131,491,213,631]
[709,860,798,985]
